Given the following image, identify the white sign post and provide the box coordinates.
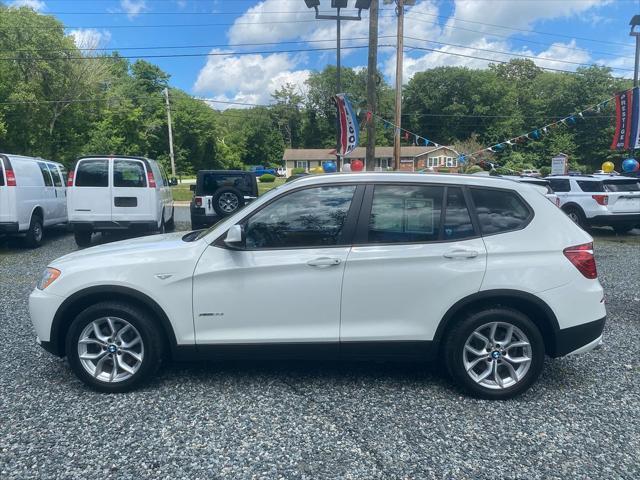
[551,154,568,175]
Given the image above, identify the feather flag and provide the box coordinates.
[334,94,360,156]
[611,89,635,150]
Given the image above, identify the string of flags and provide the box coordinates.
[360,110,445,149]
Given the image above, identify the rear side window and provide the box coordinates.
[547,179,570,192]
[577,180,605,193]
[604,180,640,192]
[443,187,474,240]
[37,162,53,186]
[470,188,531,235]
[114,160,146,188]
[47,164,62,187]
[368,185,443,243]
[76,160,109,187]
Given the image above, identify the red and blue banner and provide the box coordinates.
[612,87,640,150]
[335,94,359,156]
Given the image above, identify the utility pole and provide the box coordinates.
[163,87,176,177]
[336,10,342,169]
[631,15,640,87]
[365,0,379,172]
[393,0,404,171]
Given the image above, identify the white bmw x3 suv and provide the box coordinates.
[29,173,606,399]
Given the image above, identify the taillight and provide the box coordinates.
[147,169,156,188]
[592,194,608,206]
[195,196,202,207]
[67,169,74,187]
[5,168,16,186]
[563,242,597,279]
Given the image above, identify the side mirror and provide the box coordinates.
[224,224,244,248]
[169,177,178,186]
[189,184,196,192]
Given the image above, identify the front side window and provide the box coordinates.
[47,164,63,187]
[368,185,443,243]
[75,160,109,187]
[244,185,356,249]
[471,188,531,235]
[37,162,53,186]
[113,160,146,188]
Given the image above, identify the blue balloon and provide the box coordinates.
[322,161,337,173]
[622,158,639,173]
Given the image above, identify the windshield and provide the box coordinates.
[603,179,640,192]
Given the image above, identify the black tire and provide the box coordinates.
[24,213,44,248]
[65,301,165,393]
[158,213,166,234]
[613,224,633,235]
[74,230,92,248]
[444,307,545,400]
[212,187,244,217]
[165,207,175,232]
[563,206,588,230]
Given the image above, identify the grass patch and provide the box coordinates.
[258,177,285,195]
[172,177,285,201]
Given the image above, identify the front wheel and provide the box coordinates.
[444,308,545,400]
[74,230,92,248]
[65,302,164,393]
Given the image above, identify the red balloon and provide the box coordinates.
[351,159,364,172]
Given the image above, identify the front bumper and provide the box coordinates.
[0,221,19,233]
[553,316,606,357]
[29,287,65,355]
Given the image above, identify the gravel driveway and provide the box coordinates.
[0,228,638,479]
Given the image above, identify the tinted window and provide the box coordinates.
[47,164,62,187]
[604,180,640,192]
[76,160,109,187]
[201,173,250,194]
[38,162,53,186]
[245,185,356,249]
[471,188,530,235]
[547,179,570,192]
[577,180,605,193]
[114,160,146,188]
[368,185,443,243]
[58,166,68,185]
[160,165,169,186]
[443,187,475,240]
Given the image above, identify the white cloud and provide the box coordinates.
[194,51,311,108]
[120,0,147,19]
[68,29,112,50]
[9,0,45,11]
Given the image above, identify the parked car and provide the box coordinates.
[190,170,258,228]
[520,169,541,177]
[67,156,175,247]
[0,153,68,247]
[248,165,277,176]
[30,173,606,399]
[546,174,640,233]
[502,176,560,207]
[276,167,287,177]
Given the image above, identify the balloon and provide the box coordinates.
[351,159,364,172]
[310,166,324,174]
[322,161,337,173]
[622,158,639,173]
[602,161,615,173]
[342,163,352,173]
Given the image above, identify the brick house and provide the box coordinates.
[283,146,460,176]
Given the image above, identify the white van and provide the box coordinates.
[67,156,175,247]
[0,154,68,247]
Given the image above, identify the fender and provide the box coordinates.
[560,202,585,215]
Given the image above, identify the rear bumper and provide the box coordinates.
[0,222,19,233]
[70,221,157,232]
[588,213,640,226]
[552,316,606,357]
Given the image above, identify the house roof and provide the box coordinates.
[283,146,457,161]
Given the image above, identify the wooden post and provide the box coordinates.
[365,0,379,172]
[393,0,404,171]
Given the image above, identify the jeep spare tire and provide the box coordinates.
[213,187,244,217]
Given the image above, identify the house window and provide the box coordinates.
[446,157,457,167]
[375,158,392,169]
[426,157,438,167]
[294,160,309,171]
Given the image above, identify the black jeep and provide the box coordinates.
[190,170,258,229]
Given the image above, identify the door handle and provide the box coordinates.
[307,257,342,268]
[443,249,479,259]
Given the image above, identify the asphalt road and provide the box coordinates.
[0,222,638,479]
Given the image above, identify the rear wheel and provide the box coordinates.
[74,230,92,248]
[65,301,164,393]
[563,206,587,230]
[613,224,634,235]
[444,307,545,400]
[158,214,166,234]
[24,213,43,248]
[165,207,175,232]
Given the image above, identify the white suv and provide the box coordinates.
[67,156,175,247]
[29,174,606,399]
[547,175,640,233]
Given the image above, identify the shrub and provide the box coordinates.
[292,167,306,175]
[539,166,551,177]
[465,165,484,174]
[259,173,276,183]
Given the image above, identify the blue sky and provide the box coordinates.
[9,0,640,108]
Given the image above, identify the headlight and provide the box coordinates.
[37,268,61,290]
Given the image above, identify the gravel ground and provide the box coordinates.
[0,223,638,480]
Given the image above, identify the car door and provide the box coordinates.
[46,163,66,223]
[69,158,111,222]
[340,184,487,351]
[192,184,363,348]
[36,161,56,225]
[111,158,152,222]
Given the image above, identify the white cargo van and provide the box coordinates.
[67,156,175,247]
[0,154,68,247]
